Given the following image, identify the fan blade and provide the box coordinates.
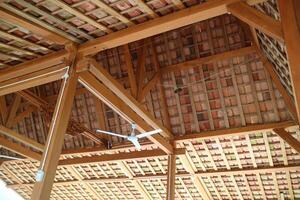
[96,130,128,139]
[136,129,162,139]
[129,138,142,150]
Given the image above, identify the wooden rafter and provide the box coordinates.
[175,121,296,142]
[0,7,69,44]
[5,95,21,128]
[0,136,42,161]
[17,90,105,145]
[0,64,68,96]
[273,128,300,154]
[78,71,173,154]
[78,0,262,56]
[88,58,173,139]
[278,0,300,124]
[0,50,68,83]
[124,44,138,98]
[257,48,298,121]
[227,1,284,42]
[160,46,256,73]
[0,125,44,152]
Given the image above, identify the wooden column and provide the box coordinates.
[278,0,300,124]
[31,68,78,200]
[166,154,176,200]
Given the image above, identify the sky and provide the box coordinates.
[0,179,24,200]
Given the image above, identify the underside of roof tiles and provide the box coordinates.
[0,0,299,199]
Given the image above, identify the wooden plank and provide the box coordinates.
[175,121,296,142]
[0,7,69,44]
[278,0,300,124]
[88,58,174,140]
[0,50,68,83]
[166,154,176,200]
[31,69,78,200]
[0,136,42,161]
[273,128,300,154]
[0,125,44,151]
[0,64,68,96]
[78,0,261,56]
[5,95,21,128]
[160,46,256,73]
[78,71,173,154]
[227,2,284,42]
[59,148,185,166]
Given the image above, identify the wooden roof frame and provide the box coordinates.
[0,0,299,199]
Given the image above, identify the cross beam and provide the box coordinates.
[78,71,174,154]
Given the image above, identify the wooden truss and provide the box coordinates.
[0,0,299,199]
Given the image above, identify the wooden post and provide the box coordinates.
[31,67,78,200]
[166,153,176,200]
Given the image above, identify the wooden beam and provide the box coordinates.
[78,71,173,154]
[0,50,68,83]
[0,64,68,96]
[124,44,138,97]
[0,7,69,44]
[273,128,300,154]
[59,148,185,166]
[0,96,7,124]
[0,136,42,161]
[175,121,296,142]
[135,40,147,100]
[139,72,160,102]
[31,69,78,200]
[256,48,298,121]
[227,2,284,42]
[18,90,105,145]
[78,0,261,56]
[166,154,176,200]
[11,105,36,127]
[278,0,300,124]
[5,95,21,128]
[88,58,173,140]
[160,46,256,73]
[0,125,44,152]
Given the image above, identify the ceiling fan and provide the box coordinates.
[96,123,162,150]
